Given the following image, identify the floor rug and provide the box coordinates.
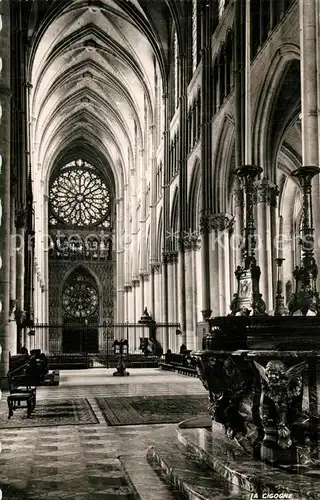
[0,398,99,428]
[96,394,209,426]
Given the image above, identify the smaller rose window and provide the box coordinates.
[62,273,98,318]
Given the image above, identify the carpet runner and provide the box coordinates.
[0,398,98,428]
[96,394,209,426]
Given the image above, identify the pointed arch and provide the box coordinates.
[59,264,102,297]
[157,208,163,261]
[59,264,103,321]
[170,188,179,251]
[252,43,300,180]
[188,158,201,232]
[225,29,234,94]
[146,224,151,272]
[213,114,235,213]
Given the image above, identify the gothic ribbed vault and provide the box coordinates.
[28,0,172,192]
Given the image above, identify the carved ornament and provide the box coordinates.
[182,232,201,251]
[162,250,179,264]
[150,261,162,273]
[210,213,235,233]
[15,206,27,228]
[255,178,279,207]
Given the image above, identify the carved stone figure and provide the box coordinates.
[230,293,241,316]
[195,354,258,440]
[254,360,306,450]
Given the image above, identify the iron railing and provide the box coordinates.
[31,322,180,368]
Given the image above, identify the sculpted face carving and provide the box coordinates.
[265,360,286,388]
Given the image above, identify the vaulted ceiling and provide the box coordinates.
[27,0,174,193]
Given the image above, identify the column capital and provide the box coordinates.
[132,275,140,287]
[139,271,150,282]
[124,283,133,292]
[181,231,201,251]
[201,309,212,321]
[150,260,162,273]
[210,213,235,232]
[200,211,234,233]
[255,178,279,206]
[162,250,178,264]
[15,205,27,228]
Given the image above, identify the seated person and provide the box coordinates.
[179,343,187,354]
[39,353,49,378]
[25,355,39,384]
[164,349,172,363]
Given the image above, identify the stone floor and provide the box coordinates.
[0,368,206,500]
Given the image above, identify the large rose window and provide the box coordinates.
[62,273,98,318]
[50,160,110,226]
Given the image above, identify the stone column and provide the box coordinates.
[151,262,161,320]
[139,271,150,315]
[162,93,170,346]
[124,182,131,291]
[132,277,140,350]
[167,256,175,320]
[15,207,26,352]
[299,0,318,168]
[116,197,125,322]
[184,234,201,350]
[153,263,163,347]
[127,284,134,323]
[162,251,178,350]
[208,221,219,319]
[299,0,320,287]
[200,213,213,320]
[256,179,278,312]
[178,50,188,345]
[9,193,17,353]
[43,193,49,324]
[160,259,168,351]
[150,262,155,317]
[234,0,245,167]
[0,0,11,377]
[199,1,213,323]
[211,214,234,315]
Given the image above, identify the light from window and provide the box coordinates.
[219,0,226,20]
[62,272,98,318]
[192,0,198,72]
[174,30,179,108]
[49,160,110,227]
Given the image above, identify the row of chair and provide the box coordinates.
[6,350,59,419]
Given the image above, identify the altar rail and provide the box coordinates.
[31,322,180,359]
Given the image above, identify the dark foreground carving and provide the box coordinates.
[191,317,320,467]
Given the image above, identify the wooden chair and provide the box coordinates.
[7,371,36,419]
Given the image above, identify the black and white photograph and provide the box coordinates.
[0,0,317,499]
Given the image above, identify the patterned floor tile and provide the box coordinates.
[0,369,204,499]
